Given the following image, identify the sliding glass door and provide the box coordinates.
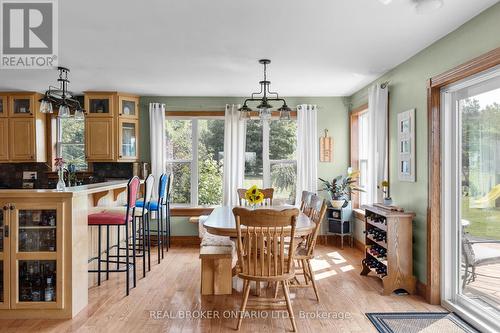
[441,66,500,331]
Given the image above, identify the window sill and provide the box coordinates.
[170,206,216,217]
[353,208,365,220]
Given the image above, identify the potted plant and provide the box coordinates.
[381,180,393,206]
[319,170,364,208]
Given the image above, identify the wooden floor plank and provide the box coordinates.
[0,245,443,333]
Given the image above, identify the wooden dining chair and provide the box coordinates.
[233,207,299,332]
[293,194,327,302]
[299,191,314,215]
[237,188,274,206]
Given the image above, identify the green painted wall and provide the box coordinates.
[139,96,349,236]
[349,3,500,283]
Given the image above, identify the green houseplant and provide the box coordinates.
[319,170,364,208]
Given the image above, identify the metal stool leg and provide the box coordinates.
[157,210,161,264]
[132,216,137,288]
[97,225,102,286]
[160,206,165,259]
[167,202,171,249]
[146,212,151,271]
[141,213,146,278]
[116,225,120,271]
[125,222,130,296]
[106,225,110,280]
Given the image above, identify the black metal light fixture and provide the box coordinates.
[239,59,292,121]
[40,67,85,119]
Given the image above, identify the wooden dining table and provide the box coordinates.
[203,205,315,237]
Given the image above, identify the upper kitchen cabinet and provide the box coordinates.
[0,95,7,117]
[84,93,115,117]
[118,95,139,119]
[8,94,36,117]
[0,92,46,163]
[84,92,140,162]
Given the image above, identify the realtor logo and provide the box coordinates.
[0,0,58,68]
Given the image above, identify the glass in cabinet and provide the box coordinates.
[9,95,34,116]
[0,96,6,117]
[86,94,114,116]
[119,120,137,160]
[18,260,56,303]
[18,209,57,252]
[119,96,138,118]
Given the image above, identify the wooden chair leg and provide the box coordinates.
[307,259,320,302]
[274,281,279,299]
[302,259,309,285]
[237,280,251,330]
[282,280,297,332]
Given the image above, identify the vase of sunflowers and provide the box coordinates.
[245,185,265,208]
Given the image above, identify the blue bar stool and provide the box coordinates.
[136,173,170,263]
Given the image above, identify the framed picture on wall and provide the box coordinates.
[398,109,415,182]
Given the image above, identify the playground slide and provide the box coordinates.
[470,184,500,209]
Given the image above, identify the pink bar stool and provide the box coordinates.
[88,176,140,296]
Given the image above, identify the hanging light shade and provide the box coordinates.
[74,108,85,120]
[58,104,70,118]
[40,98,53,114]
[240,59,290,121]
[278,103,292,120]
[238,103,253,119]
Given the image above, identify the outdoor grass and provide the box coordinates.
[462,197,500,240]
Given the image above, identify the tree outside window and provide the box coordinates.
[58,118,87,170]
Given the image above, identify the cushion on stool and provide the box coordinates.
[100,206,148,217]
[88,212,131,225]
[136,200,160,211]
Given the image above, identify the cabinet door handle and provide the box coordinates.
[2,205,7,210]
[4,225,8,238]
[9,204,15,210]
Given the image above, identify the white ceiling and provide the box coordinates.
[0,0,498,96]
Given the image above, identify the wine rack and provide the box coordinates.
[360,205,416,295]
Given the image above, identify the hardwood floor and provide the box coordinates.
[0,245,442,333]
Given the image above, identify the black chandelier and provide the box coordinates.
[239,59,292,120]
[39,66,85,119]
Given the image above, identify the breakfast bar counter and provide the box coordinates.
[0,180,132,319]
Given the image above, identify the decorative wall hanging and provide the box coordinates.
[397,109,415,182]
[319,129,332,162]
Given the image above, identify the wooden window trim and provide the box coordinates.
[350,104,368,209]
[427,46,500,305]
[170,207,215,217]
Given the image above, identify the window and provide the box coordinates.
[57,117,87,170]
[166,117,224,206]
[244,119,297,205]
[350,105,369,208]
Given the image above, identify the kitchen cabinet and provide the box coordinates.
[84,92,139,162]
[0,201,63,311]
[0,119,8,161]
[0,92,46,163]
[0,95,7,118]
[85,118,114,161]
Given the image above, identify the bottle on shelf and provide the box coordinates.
[45,277,54,302]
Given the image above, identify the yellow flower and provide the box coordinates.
[245,185,263,205]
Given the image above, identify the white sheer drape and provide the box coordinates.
[367,84,388,204]
[295,104,318,205]
[149,102,166,198]
[223,104,246,206]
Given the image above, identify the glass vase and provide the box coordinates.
[56,169,66,191]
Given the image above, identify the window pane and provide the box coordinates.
[59,118,86,170]
[166,119,192,160]
[271,162,297,205]
[167,162,191,204]
[198,119,224,205]
[270,120,297,160]
[244,120,263,186]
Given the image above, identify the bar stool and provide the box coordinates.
[136,173,170,263]
[88,176,140,296]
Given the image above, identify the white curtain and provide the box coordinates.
[223,104,246,206]
[367,84,389,204]
[295,104,318,205]
[149,102,166,198]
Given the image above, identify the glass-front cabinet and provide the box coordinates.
[118,96,138,119]
[8,95,35,117]
[0,95,7,117]
[118,119,138,161]
[0,202,62,309]
[85,94,114,117]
